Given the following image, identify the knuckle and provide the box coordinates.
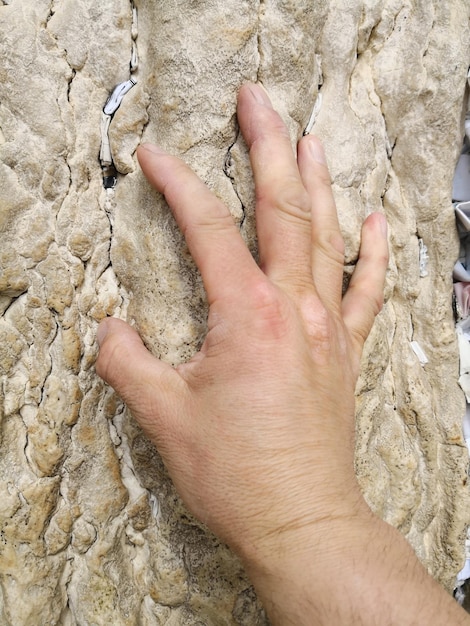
[183,208,235,243]
[247,278,291,339]
[254,108,291,140]
[314,230,345,265]
[300,293,335,353]
[277,184,311,216]
[260,182,311,222]
[354,283,385,317]
[349,320,372,348]
[347,295,383,351]
[249,277,281,311]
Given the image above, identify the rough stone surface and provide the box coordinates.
[1,0,470,623]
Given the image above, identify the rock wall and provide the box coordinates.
[1,0,470,623]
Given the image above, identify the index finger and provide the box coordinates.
[137,144,261,306]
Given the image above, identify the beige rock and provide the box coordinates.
[0,0,469,623]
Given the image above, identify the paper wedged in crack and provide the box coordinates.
[0,1,470,624]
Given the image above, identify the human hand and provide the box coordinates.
[96,83,388,567]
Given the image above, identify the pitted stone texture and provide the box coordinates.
[0,0,469,624]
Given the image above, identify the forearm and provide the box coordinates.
[242,510,470,626]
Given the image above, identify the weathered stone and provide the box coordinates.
[1,0,470,623]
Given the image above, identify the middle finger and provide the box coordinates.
[237,83,314,292]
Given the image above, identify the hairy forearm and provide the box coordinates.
[242,510,470,626]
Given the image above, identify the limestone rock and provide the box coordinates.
[0,0,469,623]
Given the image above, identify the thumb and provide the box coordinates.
[96,318,189,438]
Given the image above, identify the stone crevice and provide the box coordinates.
[223,126,246,227]
[99,0,139,188]
[1,292,28,318]
[66,68,76,104]
[44,0,55,28]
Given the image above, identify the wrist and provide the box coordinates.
[238,505,468,626]
[239,500,374,625]
[236,483,372,585]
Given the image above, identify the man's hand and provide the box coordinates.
[96,81,386,551]
[96,84,469,625]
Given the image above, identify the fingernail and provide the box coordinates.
[248,83,272,107]
[97,319,109,346]
[308,137,327,165]
[140,143,165,155]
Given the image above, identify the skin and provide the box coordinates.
[96,83,470,625]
